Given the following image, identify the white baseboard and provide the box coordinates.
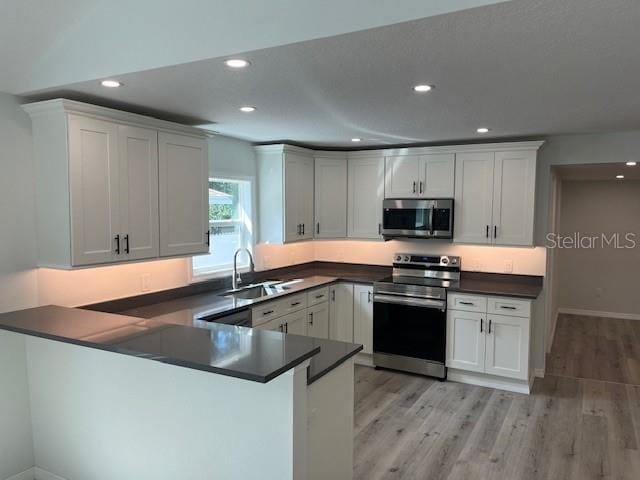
[33,468,67,480]
[447,369,531,394]
[5,468,35,480]
[558,308,640,321]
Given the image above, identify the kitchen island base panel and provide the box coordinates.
[21,333,308,480]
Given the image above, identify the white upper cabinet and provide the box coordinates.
[67,114,121,266]
[348,156,384,239]
[256,145,314,244]
[454,152,495,244]
[314,155,347,238]
[454,147,539,246]
[384,153,454,198]
[384,155,421,197]
[420,154,455,198]
[24,99,209,268]
[118,125,159,261]
[492,150,537,246]
[158,132,209,257]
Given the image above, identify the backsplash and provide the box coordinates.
[257,240,546,276]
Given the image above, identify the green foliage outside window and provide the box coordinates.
[209,180,239,221]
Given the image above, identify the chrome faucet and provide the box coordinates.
[232,248,255,290]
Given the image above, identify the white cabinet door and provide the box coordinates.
[118,125,159,261]
[484,314,529,380]
[384,155,420,198]
[282,311,308,336]
[348,157,384,239]
[299,155,315,240]
[314,157,347,238]
[158,132,209,257]
[453,152,494,244]
[353,285,373,354]
[307,303,329,339]
[446,310,485,373]
[492,150,536,246]
[329,283,354,342]
[284,153,314,241]
[254,316,284,332]
[68,114,121,266]
[419,154,455,198]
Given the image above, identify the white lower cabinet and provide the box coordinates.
[307,303,329,339]
[484,314,529,379]
[446,310,485,373]
[446,293,531,385]
[281,310,308,335]
[329,283,354,342]
[353,284,374,354]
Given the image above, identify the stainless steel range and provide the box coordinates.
[373,253,461,379]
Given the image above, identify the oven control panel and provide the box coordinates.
[393,253,460,267]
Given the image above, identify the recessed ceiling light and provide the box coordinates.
[351,138,362,142]
[626,161,637,166]
[477,127,491,133]
[101,80,121,88]
[413,84,433,93]
[225,59,250,68]
[616,174,625,179]
[239,106,256,112]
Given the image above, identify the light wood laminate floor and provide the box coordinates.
[546,314,640,385]
[354,366,640,480]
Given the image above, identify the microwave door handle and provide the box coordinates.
[429,207,434,235]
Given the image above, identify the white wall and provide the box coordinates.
[0,93,39,314]
[0,332,34,480]
[557,180,640,315]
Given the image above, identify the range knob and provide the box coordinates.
[395,255,402,262]
[403,255,410,262]
[441,257,450,265]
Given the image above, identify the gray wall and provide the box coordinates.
[0,93,37,479]
[535,130,640,244]
[557,180,640,314]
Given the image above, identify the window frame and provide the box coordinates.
[189,173,256,283]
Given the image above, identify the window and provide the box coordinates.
[192,177,253,278]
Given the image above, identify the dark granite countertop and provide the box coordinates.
[0,306,323,383]
[453,272,543,299]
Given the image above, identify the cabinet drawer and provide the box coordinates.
[487,297,531,318]
[307,286,329,306]
[251,300,286,326]
[447,293,487,313]
[281,293,308,315]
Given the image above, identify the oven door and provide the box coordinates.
[373,293,446,377]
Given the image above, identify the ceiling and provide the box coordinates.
[21,0,640,148]
[3,0,501,93]
[555,163,640,181]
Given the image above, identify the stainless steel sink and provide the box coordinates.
[222,281,290,300]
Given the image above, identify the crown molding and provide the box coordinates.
[22,98,209,138]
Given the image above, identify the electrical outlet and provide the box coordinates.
[140,273,151,292]
[503,259,514,273]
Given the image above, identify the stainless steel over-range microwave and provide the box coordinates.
[381,198,454,240]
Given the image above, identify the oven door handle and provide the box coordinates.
[373,293,446,311]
